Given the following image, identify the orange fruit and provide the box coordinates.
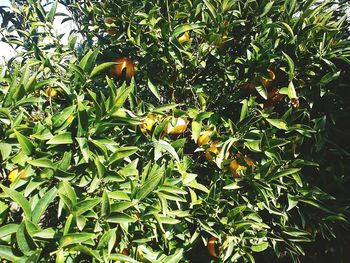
[207,236,219,258]
[46,87,57,97]
[67,115,74,124]
[8,169,24,183]
[163,117,188,135]
[198,130,213,146]
[111,57,135,79]
[205,142,220,161]
[177,32,190,44]
[229,156,254,177]
[241,82,256,92]
[264,87,285,107]
[107,28,118,36]
[122,248,129,256]
[104,17,117,25]
[140,114,161,135]
[261,69,276,88]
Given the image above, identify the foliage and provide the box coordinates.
[0,0,350,262]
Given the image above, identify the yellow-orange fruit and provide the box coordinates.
[241,82,256,92]
[177,32,190,44]
[163,117,188,135]
[140,114,161,135]
[261,69,276,88]
[198,130,213,146]
[111,57,135,79]
[67,115,74,124]
[8,169,22,183]
[264,87,285,107]
[104,17,117,25]
[107,28,118,36]
[46,87,57,97]
[229,156,254,177]
[205,142,220,161]
[122,248,129,256]
[207,236,219,258]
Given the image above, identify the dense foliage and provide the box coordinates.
[0,0,349,262]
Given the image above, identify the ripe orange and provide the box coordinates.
[229,156,254,177]
[140,114,161,135]
[163,117,188,135]
[177,32,190,44]
[107,28,118,36]
[198,130,213,146]
[205,142,220,161]
[264,87,285,107]
[213,34,228,50]
[241,82,256,92]
[8,169,23,183]
[261,69,276,88]
[46,87,57,98]
[111,57,135,79]
[207,236,219,258]
[122,248,129,256]
[104,17,117,25]
[67,115,74,124]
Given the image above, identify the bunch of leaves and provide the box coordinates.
[0,0,350,262]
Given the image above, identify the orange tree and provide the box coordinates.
[0,0,350,262]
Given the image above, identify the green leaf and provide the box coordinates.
[16,221,36,256]
[252,242,269,252]
[255,85,268,100]
[320,71,341,85]
[27,158,55,169]
[266,118,288,130]
[14,129,34,155]
[52,105,76,128]
[32,187,57,224]
[109,146,139,164]
[171,23,205,38]
[79,49,100,73]
[260,1,274,17]
[0,224,19,238]
[282,52,295,80]
[107,212,137,223]
[136,165,164,200]
[90,62,116,78]
[109,254,140,263]
[97,229,116,251]
[60,232,95,248]
[47,0,58,22]
[203,0,217,19]
[267,168,301,182]
[287,81,297,99]
[73,198,101,216]
[154,140,179,162]
[147,79,161,101]
[191,121,201,143]
[76,137,89,163]
[0,184,31,219]
[0,143,12,160]
[240,99,248,121]
[0,245,21,262]
[47,132,73,145]
[101,190,111,217]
